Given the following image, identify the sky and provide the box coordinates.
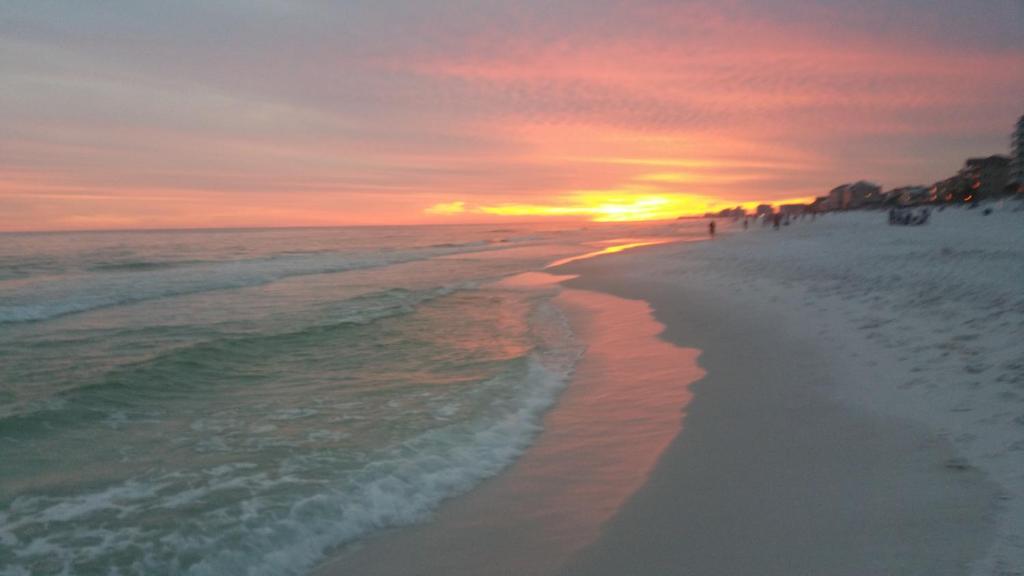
[2,0,1022,230]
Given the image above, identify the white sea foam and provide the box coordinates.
[185,356,577,576]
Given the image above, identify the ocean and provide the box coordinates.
[0,221,703,575]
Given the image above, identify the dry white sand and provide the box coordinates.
[559,248,999,575]
[561,206,1023,575]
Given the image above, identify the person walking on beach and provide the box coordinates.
[743,218,749,230]
[772,213,781,230]
[709,221,716,238]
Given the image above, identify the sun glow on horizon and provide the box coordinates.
[425,189,820,223]
[426,191,724,222]
[479,192,711,222]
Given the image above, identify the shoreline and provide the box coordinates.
[315,280,705,575]
[317,211,1018,575]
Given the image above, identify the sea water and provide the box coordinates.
[0,222,702,575]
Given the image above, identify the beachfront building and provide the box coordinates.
[755,204,773,218]
[957,155,1010,201]
[932,175,971,204]
[826,186,843,209]
[1011,114,1024,193]
[827,181,882,210]
[891,186,932,206]
[808,196,828,213]
[778,204,807,216]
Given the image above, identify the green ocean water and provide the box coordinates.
[0,222,699,575]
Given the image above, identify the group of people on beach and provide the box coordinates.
[889,207,930,226]
[710,212,798,237]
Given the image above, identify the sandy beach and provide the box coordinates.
[318,206,1023,575]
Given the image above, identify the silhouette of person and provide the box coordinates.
[709,221,716,238]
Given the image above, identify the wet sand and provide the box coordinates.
[315,281,704,575]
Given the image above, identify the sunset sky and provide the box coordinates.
[2,1,1022,230]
